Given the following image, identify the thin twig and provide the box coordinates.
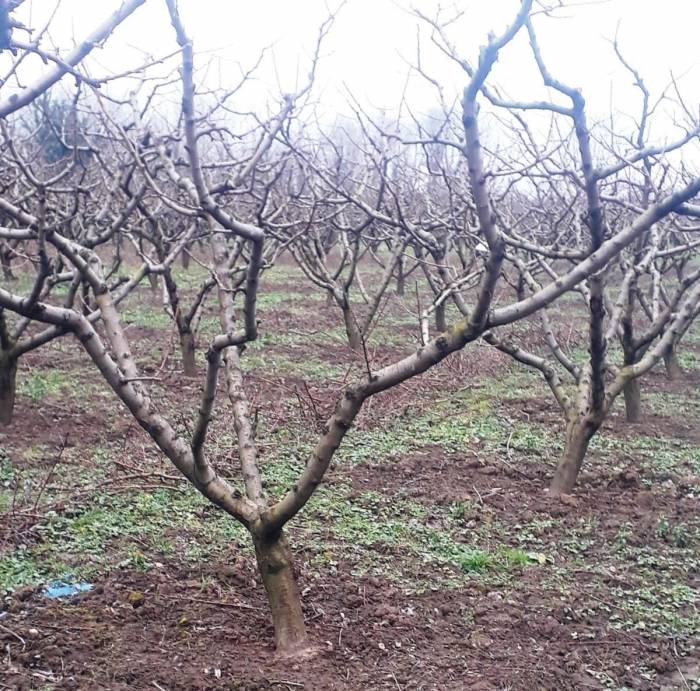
[0,623,26,650]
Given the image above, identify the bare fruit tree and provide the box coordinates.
[2,0,700,657]
[462,23,700,494]
[0,0,156,422]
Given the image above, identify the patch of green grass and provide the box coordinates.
[656,514,694,548]
[19,368,70,401]
[121,302,172,329]
[169,264,212,290]
[0,447,13,479]
[254,330,309,349]
[335,388,558,469]
[607,580,699,638]
[260,264,300,284]
[644,389,699,421]
[476,365,548,402]
[256,289,325,308]
[0,487,251,593]
[590,432,700,479]
[293,477,542,589]
[240,350,348,380]
[678,349,700,372]
[0,439,539,595]
[0,551,43,591]
[20,442,52,463]
[534,508,700,647]
[681,324,700,347]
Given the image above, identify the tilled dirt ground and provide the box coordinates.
[2,272,699,690]
[3,463,697,691]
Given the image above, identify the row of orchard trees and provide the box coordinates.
[1,0,700,655]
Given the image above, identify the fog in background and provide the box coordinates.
[4,1,699,139]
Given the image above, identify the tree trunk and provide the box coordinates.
[395,259,405,296]
[342,307,362,351]
[148,273,159,296]
[434,302,447,333]
[0,354,17,425]
[181,247,190,270]
[254,531,308,656]
[550,418,596,495]
[623,378,641,423]
[179,329,197,377]
[664,344,684,381]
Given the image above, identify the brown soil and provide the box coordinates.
[2,280,699,690]
[2,494,694,691]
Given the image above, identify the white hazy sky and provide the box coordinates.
[6,0,700,137]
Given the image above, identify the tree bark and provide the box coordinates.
[395,258,405,296]
[434,301,447,333]
[147,272,159,296]
[623,378,642,423]
[181,247,190,270]
[664,344,684,381]
[342,306,362,351]
[0,353,17,425]
[0,251,15,281]
[179,329,197,377]
[550,418,596,495]
[253,531,308,656]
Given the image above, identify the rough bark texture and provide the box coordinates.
[395,258,405,296]
[342,305,362,351]
[253,531,307,656]
[434,302,447,333]
[0,353,16,425]
[664,345,684,380]
[623,378,642,423]
[550,418,596,495]
[0,251,15,281]
[179,329,196,377]
[147,272,158,295]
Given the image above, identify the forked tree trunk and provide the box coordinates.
[0,353,17,425]
[434,301,447,333]
[623,378,641,423]
[550,418,596,495]
[179,329,197,377]
[664,344,684,381]
[253,531,307,655]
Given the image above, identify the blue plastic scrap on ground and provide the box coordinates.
[42,580,92,599]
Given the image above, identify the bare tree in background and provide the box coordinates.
[466,22,700,493]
